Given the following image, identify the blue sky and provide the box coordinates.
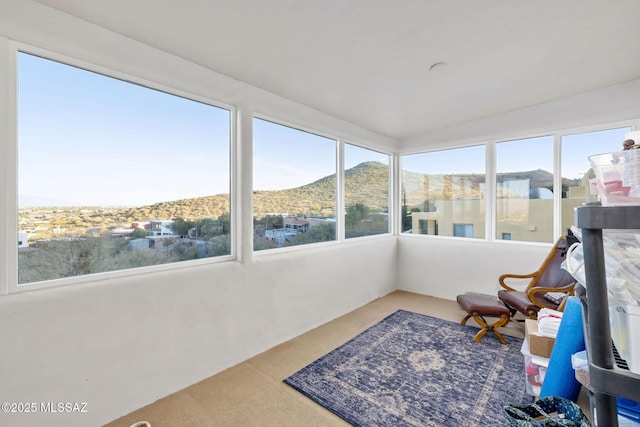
[19,53,230,207]
[18,53,388,207]
[402,129,630,181]
[253,118,389,191]
[561,127,630,180]
[18,52,630,207]
[402,145,485,175]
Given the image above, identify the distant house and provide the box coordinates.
[149,220,175,236]
[18,232,28,249]
[284,218,309,233]
[264,228,298,245]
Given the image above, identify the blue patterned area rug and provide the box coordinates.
[284,309,531,427]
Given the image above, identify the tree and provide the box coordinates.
[346,203,368,227]
[253,214,284,231]
[208,234,231,256]
[264,214,283,229]
[170,218,195,237]
[253,237,278,251]
[291,223,335,245]
[131,228,147,239]
[170,242,200,260]
[108,237,130,257]
[198,218,221,238]
[217,212,231,234]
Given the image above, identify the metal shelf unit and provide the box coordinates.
[575,204,640,427]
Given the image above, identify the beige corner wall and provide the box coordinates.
[410,197,589,243]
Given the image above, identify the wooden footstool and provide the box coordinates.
[456,292,512,345]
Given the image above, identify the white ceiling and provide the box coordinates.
[33,0,640,140]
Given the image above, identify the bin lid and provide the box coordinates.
[617,304,640,316]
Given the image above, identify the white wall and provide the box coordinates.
[0,2,397,426]
[397,236,550,300]
[0,238,396,426]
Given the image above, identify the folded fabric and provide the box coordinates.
[537,308,564,338]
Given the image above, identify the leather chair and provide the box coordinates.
[497,236,577,320]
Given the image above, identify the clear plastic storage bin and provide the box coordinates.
[610,304,640,374]
[590,150,640,206]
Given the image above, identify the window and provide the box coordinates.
[18,53,231,285]
[560,126,632,232]
[253,118,336,250]
[401,145,485,238]
[496,136,554,243]
[418,219,434,235]
[453,224,473,238]
[400,126,636,243]
[344,144,389,238]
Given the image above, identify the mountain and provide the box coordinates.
[105,161,391,222]
[96,164,580,221]
[253,161,390,216]
[20,163,582,233]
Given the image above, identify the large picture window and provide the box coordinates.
[253,118,336,250]
[344,144,390,238]
[401,145,485,238]
[496,135,553,243]
[18,53,232,285]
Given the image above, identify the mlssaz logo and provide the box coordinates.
[40,402,88,413]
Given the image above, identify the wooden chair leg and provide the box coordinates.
[457,293,512,344]
[472,313,509,345]
[491,315,510,345]
[460,314,473,325]
[471,313,489,338]
[474,328,488,343]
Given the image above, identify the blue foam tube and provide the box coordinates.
[539,296,586,401]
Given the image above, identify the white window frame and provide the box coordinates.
[3,42,237,295]
[251,114,394,255]
[399,119,640,245]
[554,121,638,238]
[494,133,555,244]
[251,114,339,253]
[343,141,392,239]
[399,144,487,241]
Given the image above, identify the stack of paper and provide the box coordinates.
[537,308,563,338]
